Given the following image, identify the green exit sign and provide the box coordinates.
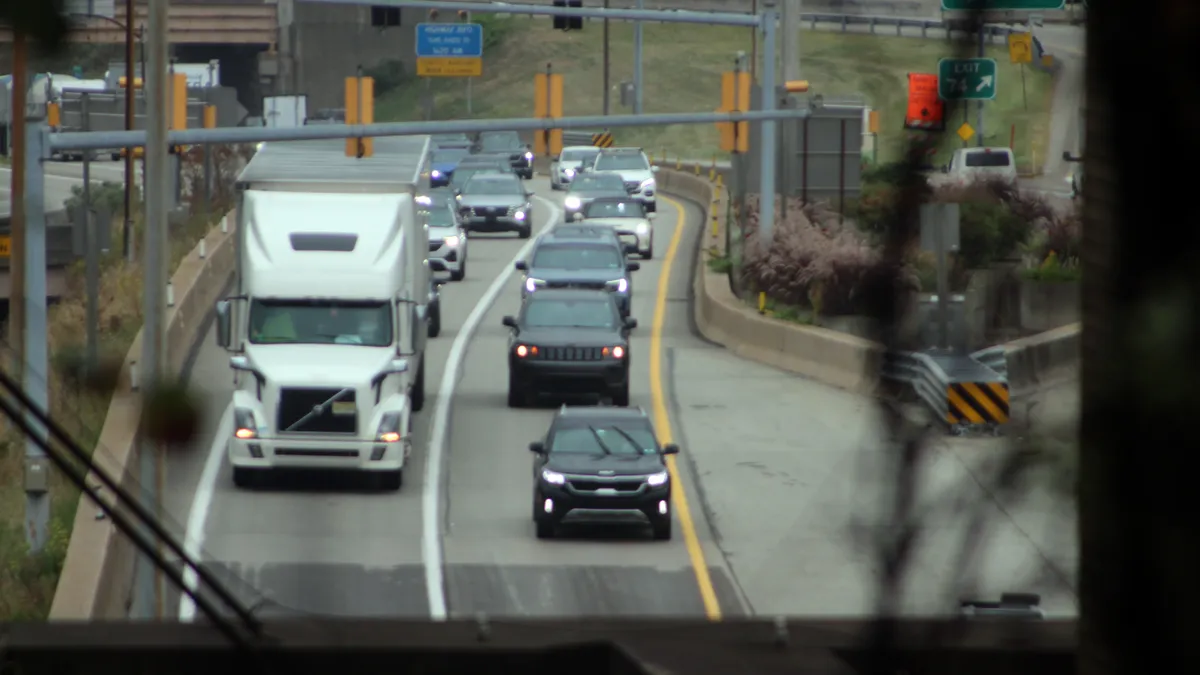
[938,58,997,101]
[941,1,1065,9]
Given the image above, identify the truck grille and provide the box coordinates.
[470,206,513,217]
[569,477,644,492]
[277,387,357,434]
[536,346,605,362]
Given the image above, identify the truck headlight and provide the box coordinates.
[525,277,546,293]
[376,411,403,443]
[541,469,566,485]
[564,196,581,210]
[563,168,575,177]
[444,235,460,247]
[234,408,257,439]
[639,178,656,190]
[635,222,650,235]
[606,278,628,293]
[646,470,669,487]
[524,151,534,160]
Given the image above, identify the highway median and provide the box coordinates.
[656,163,1078,401]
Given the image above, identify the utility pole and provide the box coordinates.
[632,0,644,114]
[602,0,611,115]
[9,32,27,383]
[23,103,50,557]
[123,0,136,261]
[780,0,800,218]
[132,0,169,620]
[757,0,779,247]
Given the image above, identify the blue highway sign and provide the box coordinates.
[415,23,484,58]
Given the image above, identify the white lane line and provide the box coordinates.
[422,194,562,620]
[178,400,234,621]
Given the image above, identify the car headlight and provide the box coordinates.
[255,141,265,151]
[525,277,546,293]
[416,195,432,206]
[606,278,628,293]
[376,411,403,443]
[431,170,441,178]
[515,343,539,358]
[635,221,650,235]
[563,168,576,177]
[233,407,257,439]
[524,151,534,160]
[444,235,460,247]
[646,470,669,487]
[541,469,566,485]
[514,210,526,221]
[639,178,656,189]
[564,196,581,209]
[603,345,626,359]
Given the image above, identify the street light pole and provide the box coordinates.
[602,0,611,115]
[123,0,136,261]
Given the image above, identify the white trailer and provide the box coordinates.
[263,94,308,129]
[214,137,434,490]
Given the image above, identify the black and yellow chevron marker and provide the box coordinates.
[945,381,1009,425]
[591,131,614,148]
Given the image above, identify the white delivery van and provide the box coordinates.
[938,146,1018,186]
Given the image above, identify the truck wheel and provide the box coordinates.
[507,373,526,408]
[232,467,261,489]
[427,303,441,338]
[378,469,403,491]
[450,260,466,282]
[641,239,654,260]
[411,355,427,412]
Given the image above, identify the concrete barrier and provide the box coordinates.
[49,215,238,619]
[658,164,1079,396]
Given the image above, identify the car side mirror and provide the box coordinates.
[626,261,641,272]
[647,212,657,220]
[215,299,232,349]
[429,258,447,272]
[651,165,660,173]
[623,317,638,330]
[529,441,545,453]
[514,260,527,271]
[502,315,518,329]
[388,358,409,374]
[661,443,679,455]
[572,212,584,222]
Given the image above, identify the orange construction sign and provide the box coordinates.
[905,73,945,131]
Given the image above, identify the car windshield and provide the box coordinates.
[432,149,469,164]
[572,174,625,191]
[532,244,622,270]
[452,168,503,188]
[550,423,658,455]
[595,154,649,171]
[480,133,523,151]
[426,190,455,208]
[426,205,456,228]
[433,133,469,145]
[964,150,1012,167]
[584,200,645,218]
[248,299,392,346]
[463,177,523,196]
[522,298,616,329]
[562,148,600,162]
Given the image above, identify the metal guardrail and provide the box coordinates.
[562,130,615,148]
[883,347,1011,435]
[970,345,1008,379]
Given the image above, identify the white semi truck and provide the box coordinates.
[213,137,434,490]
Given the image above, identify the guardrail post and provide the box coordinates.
[840,15,848,32]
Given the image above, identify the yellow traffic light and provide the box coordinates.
[119,76,144,88]
[783,80,810,93]
[717,70,751,153]
[171,72,188,130]
[345,76,375,158]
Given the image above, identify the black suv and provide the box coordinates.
[502,289,637,407]
[474,130,534,179]
[516,232,638,316]
[529,406,679,540]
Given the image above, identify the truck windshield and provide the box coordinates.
[249,299,392,346]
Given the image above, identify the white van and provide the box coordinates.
[938,147,1018,186]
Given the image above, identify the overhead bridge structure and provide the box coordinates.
[0,2,277,45]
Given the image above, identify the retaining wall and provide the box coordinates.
[49,215,237,619]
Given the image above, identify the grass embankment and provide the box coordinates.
[0,145,249,619]
[375,17,1054,170]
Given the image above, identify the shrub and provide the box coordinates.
[738,195,920,317]
[931,178,1039,268]
[1023,208,1082,267]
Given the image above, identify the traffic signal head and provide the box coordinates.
[553,0,583,31]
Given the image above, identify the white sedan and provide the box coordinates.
[571,196,656,259]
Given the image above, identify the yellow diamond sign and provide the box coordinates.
[957,122,975,142]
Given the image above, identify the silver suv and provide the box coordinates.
[588,147,659,212]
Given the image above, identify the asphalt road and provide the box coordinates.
[166,178,746,620]
[0,159,128,219]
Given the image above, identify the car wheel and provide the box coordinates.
[518,223,532,239]
[378,469,403,491]
[535,519,556,540]
[232,467,261,489]
[651,516,672,541]
[450,261,466,282]
[427,302,441,338]
[641,240,654,260]
[611,384,630,407]
[411,354,427,412]
[532,490,543,520]
[507,374,526,408]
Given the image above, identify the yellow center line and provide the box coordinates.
[649,194,722,620]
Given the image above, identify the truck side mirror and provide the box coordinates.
[502,315,518,329]
[529,441,545,453]
[514,260,527,271]
[661,443,679,455]
[215,300,232,349]
[626,261,641,272]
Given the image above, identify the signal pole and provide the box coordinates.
[124,0,136,261]
[9,32,27,383]
[602,0,611,115]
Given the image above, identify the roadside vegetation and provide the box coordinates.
[373,15,1054,170]
[0,144,251,620]
[709,165,1081,326]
